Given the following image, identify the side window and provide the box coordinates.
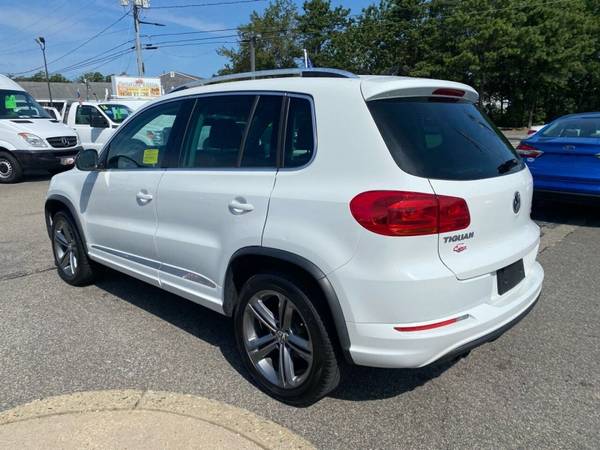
[240,95,282,168]
[284,97,314,168]
[181,95,254,168]
[76,105,94,125]
[105,101,182,169]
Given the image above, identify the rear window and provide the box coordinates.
[540,117,600,138]
[367,98,523,180]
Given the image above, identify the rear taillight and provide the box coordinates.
[526,129,537,135]
[350,191,470,237]
[516,143,544,158]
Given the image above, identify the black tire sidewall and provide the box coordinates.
[234,273,334,403]
[51,212,87,284]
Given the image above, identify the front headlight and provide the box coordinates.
[18,132,48,148]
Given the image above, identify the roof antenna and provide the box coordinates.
[303,49,313,68]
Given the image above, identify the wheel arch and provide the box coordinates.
[224,246,353,362]
[44,194,87,251]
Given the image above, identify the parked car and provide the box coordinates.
[45,68,544,405]
[64,101,133,151]
[517,112,600,197]
[0,74,81,183]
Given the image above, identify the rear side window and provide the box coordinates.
[241,95,282,167]
[181,95,255,168]
[284,97,314,168]
[540,117,600,138]
[368,98,523,180]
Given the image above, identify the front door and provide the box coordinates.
[154,94,282,311]
[83,99,189,285]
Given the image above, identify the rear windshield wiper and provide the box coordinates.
[497,158,520,174]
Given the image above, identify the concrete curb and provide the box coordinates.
[0,390,314,449]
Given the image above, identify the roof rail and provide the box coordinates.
[172,68,358,92]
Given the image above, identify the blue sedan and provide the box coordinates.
[517,112,600,197]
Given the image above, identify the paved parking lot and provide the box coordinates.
[1,176,599,449]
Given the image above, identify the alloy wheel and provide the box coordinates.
[53,221,78,277]
[242,290,314,389]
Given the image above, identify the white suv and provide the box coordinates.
[45,69,544,405]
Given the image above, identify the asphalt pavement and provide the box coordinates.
[1,176,599,449]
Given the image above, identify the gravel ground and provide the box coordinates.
[1,177,599,449]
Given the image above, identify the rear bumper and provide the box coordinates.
[12,148,81,171]
[346,261,544,368]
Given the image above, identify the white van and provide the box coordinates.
[63,101,133,151]
[0,75,80,183]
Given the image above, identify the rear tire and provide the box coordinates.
[234,272,340,406]
[0,152,23,183]
[51,211,96,286]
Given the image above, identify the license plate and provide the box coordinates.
[497,259,525,295]
[60,157,75,166]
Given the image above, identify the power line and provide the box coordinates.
[149,0,266,9]
[11,10,130,75]
[51,40,135,74]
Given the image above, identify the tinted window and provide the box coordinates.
[0,89,50,119]
[98,103,132,123]
[76,105,104,125]
[540,117,600,138]
[284,97,314,168]
[105,101,182,169]
[368,98,523,180]
[181,95,254,168]
[240,95,282,168]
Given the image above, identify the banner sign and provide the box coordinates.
[111,76,162,98]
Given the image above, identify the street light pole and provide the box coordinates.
[35,37,53,107]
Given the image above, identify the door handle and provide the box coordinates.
[136,191,153,204]
[229,198,254,214]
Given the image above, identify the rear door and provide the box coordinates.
[367,96,539,280]
[154,93,282,311]
[526,116,600,185]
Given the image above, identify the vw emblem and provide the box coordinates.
[513,191,521,214]
[60,137,69,146]
[563,145,575,151]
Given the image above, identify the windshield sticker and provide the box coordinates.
[143,148,159,165]
[4,95,17,110]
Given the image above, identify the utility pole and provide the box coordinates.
[249,34,256,73]
[133,3,143,76]
[35,37,53,107]
[120,0,154,77]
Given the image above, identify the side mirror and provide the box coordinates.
[75,149,99,171]
[90,115,108,128]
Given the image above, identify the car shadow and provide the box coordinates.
[93,269,458,404]
[532,194,600,227]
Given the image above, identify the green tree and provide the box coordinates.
[218,0,301,74]
[77,71,107,83]
[49,73,68,82]
[296,0,351,68]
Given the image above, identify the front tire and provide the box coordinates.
[51,211,96,286]
[0,152,23,183]
[234,273,340,406]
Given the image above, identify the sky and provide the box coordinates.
[0,0,370,80]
